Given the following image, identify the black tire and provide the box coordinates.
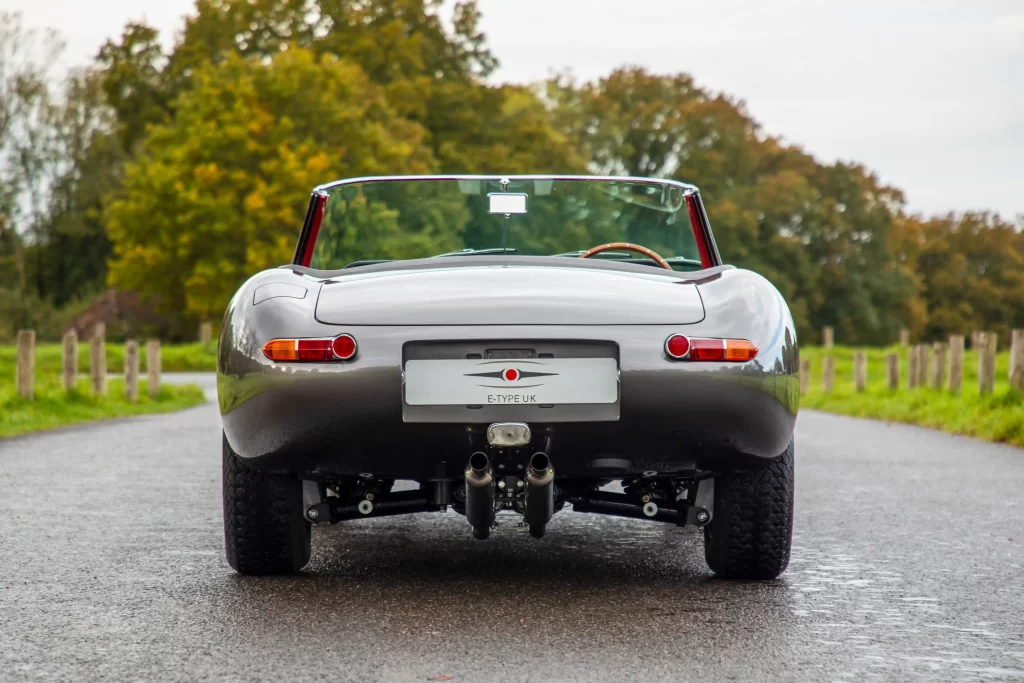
[222,433,311,575]
[703,439,794,580]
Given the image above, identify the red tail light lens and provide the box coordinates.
[332,334,357,360]
[665,334,690,358]
[296,339,334,361]
[664,336,758,362]
[688,338,727,361]
[263,335,358,362]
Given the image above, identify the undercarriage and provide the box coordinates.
[298,422,717,540]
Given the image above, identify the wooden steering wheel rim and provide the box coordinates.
[578,242,673,270]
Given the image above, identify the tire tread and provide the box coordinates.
[704,440,795,580]
[223,434,310,575]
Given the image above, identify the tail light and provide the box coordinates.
[332,334,357,360]
[664,335,758,362]
[263,335,357,362]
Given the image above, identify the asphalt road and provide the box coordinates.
[1,374,1023,682]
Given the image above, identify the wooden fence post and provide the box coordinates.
[147,339,162,399]
[125,340,140,402]
[978,332,996,396]
[799,358,811,396]
[90,322,107,396]
[200,322,213,346]
[1010,329,1024,392]
[948,335,964,394]
[16,329,35,399]
[899,328,910,347]
[822,356,835,393]
[854,352,867,392]
[62,329,78,392]
[917,344,931,388]
[822,326,834,349]
[908,345,919,389]
[886,352,899,390]
[930,342,947,390]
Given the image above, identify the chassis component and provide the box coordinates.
[301,466,715,535]
[305,489,433,523]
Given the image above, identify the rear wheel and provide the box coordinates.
[222,433,311,575]
[703,439,794,580]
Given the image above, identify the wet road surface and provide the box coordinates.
[1,374,1023,681]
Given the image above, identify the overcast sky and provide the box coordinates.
[6,0,1022,219]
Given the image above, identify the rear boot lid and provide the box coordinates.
[314,264,705,326]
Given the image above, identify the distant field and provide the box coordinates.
[801,345,1023,447]
[0,343,209,438]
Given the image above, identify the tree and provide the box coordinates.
[549,67,916,344]
[98,0,578,174]
[96,22,170,152]
[0,11,63,331]
[105,48,436,327]
[24,70,124,307]
[908,213,1024,345]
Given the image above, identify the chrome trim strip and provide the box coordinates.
[314,174,699,194]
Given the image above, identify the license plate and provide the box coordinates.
[404,358,618,406]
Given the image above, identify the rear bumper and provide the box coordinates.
[219,324,798,478]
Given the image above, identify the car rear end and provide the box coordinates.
[218,175,798,579]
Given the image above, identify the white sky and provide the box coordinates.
[5,0,1022,219]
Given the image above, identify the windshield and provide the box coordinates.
[304,176,706,271]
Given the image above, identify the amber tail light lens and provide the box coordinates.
[263,335,357,362]
[665,335,758,362]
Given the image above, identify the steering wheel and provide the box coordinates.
[579,242,673,270]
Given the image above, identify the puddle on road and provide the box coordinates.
[787,543,1024,679]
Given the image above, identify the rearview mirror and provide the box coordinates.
[488,193,528,215]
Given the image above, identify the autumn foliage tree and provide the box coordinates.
[99,0,582,327]
[105,48,436,325]
[549,68,918,344]
[893,213,1024,345]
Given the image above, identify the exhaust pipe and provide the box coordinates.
[524,452,554,538]
[465,451,495,540]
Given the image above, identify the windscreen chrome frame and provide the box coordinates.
[292,175,721,269]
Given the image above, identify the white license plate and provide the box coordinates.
[404,358,618,406]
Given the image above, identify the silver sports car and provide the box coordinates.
[218,175,799,579]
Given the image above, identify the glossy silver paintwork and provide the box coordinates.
[313,264,706,326]
[218,256,799,479]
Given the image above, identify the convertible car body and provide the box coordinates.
[218,175,799,579]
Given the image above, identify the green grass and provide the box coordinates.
[0,341,218,376]
[802,345,1024,447]
[1,375,206,439]
[0,341,210,438]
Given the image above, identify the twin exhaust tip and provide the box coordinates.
[464,449,554,540]
[529,451,550,474]
[469,451,490,475]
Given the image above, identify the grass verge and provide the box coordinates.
[0,341,218,376]
[1,377,206,439]
[801,345,1024,447]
